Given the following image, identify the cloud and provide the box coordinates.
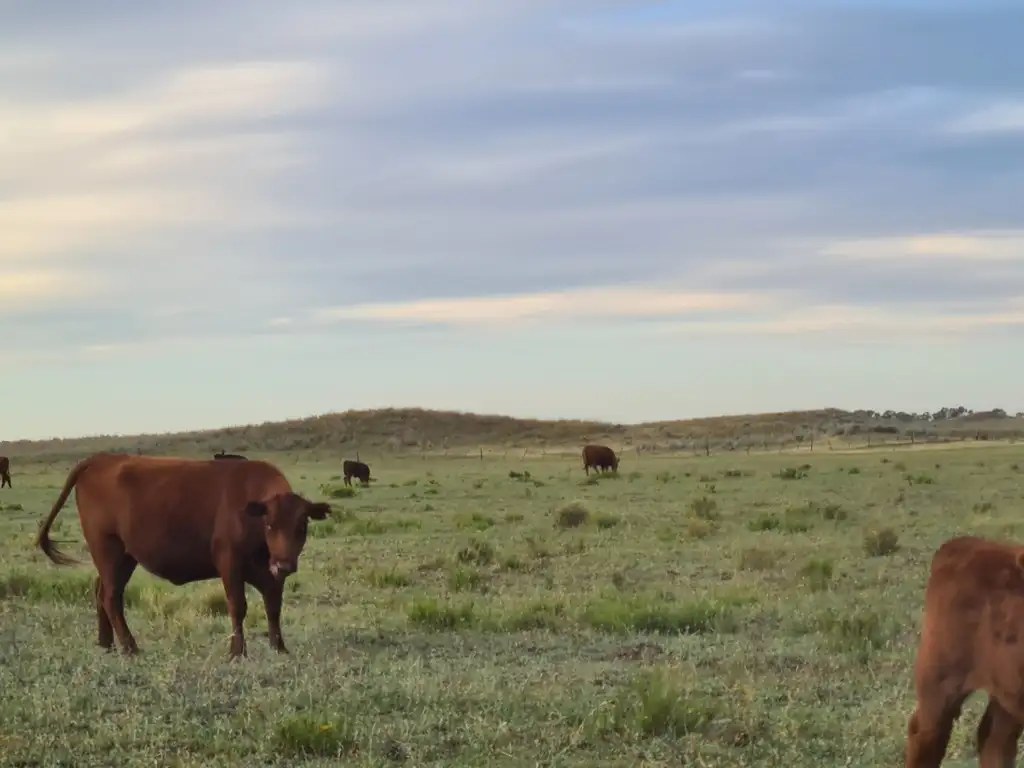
[650,300,1024,340]
[0,268,92,310]
[946,101,1024,135]
[822,231,1024,263]
[0,55,331,271]
[5,0,1024,424]
[312,286,766,327]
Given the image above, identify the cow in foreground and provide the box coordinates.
[0,456,10,488]
[343,459,371,486]
[214,451,247,460]
[582,444,618,475]
[905,535,1024,766]
[35,453,331,659]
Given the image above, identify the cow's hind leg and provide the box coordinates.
[905,693,967,767]
[977,697,1022,768]
[94,575,114,650]
[248,568,288,653]
[96,545,140,655]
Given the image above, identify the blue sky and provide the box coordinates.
[4,1,1024,440]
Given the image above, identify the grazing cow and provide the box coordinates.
[582,444,619,475]
[213,451,247,461]
[343,459,371,487]
[905,535,1024,766]
[35,453,331,658]
[0,456,9,488]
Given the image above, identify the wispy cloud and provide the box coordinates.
[823,231,1024,262]
[312,286,766,327]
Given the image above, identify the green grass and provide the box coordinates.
[0,445,1020,765]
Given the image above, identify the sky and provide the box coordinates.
[4,0,1024,440]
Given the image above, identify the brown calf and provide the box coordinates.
[906,535,1024,766]
[582,444,619,475]
[0,456,9,488]
[35,453,331,659]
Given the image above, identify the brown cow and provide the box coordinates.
[905,535,1024,766]
[582,444,619,475]
[0,456,9,488]
[35,452,331,659]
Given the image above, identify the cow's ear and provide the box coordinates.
[245,501,268,517]
[306,502,331,520]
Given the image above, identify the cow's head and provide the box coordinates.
[245,492,331,580]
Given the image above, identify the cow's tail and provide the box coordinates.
[36,456,94,566]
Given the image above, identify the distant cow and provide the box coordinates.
[213,451,247,461]
[582,444,619,475]
[35,453,331,658]
[905,535,1024,766]
[0,456,9,488]
[343,459,371,486]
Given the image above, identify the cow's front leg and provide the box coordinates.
[248,567,288,653]
[218,565,248,659]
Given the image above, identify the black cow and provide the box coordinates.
[213,451,247,461]
[343,459,371,486]
[582,444,619,475]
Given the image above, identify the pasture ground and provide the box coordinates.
[0,446,1019,766]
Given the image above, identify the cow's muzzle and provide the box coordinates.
[269,559,297,579]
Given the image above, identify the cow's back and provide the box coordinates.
[917,536,1024,684]
[583,444,614,463]
[74,454,291,584]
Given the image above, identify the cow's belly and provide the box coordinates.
[123,526,220,586]
[138,557,220,586]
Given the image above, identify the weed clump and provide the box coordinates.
[593,668,721,739]
[863,527,900,556]
[501,600,566,631]
[407,597,477,630]
[776,467,808,480]
[455,512,495,531]
[367,567,413,588]
[455,539,495,566]
[555,501,590,529]
[273,714,358,758]
[799,559,835,592]
[738,547,781,571]
[689,496,718,520]
[581,595,737,635]
[448,566,489,593]
[320,484,356,499]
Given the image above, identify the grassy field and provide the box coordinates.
[0,445,1020,766]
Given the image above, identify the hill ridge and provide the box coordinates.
[3,405,1023,461]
